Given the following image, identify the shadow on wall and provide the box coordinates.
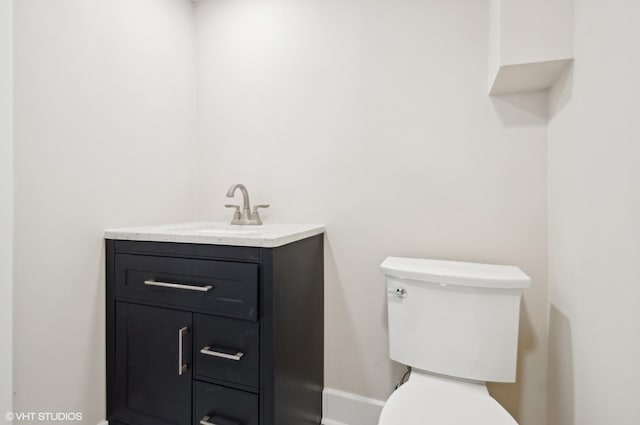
[324,234,409,399]
[324,237,369,393]
[547,304,575,425]
[85,242,108,424]
[490,91,549,127]
[548,65,574,119]
[488,299,536,420]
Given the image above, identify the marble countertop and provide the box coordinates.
[104,222,325,248]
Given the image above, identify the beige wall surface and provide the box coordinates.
[194,1,548,423]
[1,0,13,421]
[12,0,197,423]
[547,0,640,423]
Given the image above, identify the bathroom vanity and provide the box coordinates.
[104,222,325,425]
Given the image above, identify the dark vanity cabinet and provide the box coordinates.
[106,235,324,425]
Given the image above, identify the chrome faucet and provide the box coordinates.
[225,184,270,225]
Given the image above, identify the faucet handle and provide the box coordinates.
[252,204,270,213]
[225,204,241,219]
[251,204,270,225]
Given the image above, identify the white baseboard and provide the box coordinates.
[98,389,384,425]
[322,420,349,425]
[322,388,385,425]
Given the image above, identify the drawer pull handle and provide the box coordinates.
[200,417,216,425]
[200,416,239,425]
[178,327,188,376]
[200,346,244,361]
[144,279,213,292]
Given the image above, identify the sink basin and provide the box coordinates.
[192,223,264,235]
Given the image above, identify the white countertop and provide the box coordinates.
[104,222,325,248]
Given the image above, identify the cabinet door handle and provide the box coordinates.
[144,279,213,292]
[200,416,239,425]
[178,327,188,376]
[200,346,244,361]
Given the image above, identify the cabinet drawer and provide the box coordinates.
[194,381,259,425]
[195,314,259,388]
[115,254,259,321]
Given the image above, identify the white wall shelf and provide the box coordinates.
[489,0,573,95]
[490,59,573,95]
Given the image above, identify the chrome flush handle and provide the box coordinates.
[388,288,407,298]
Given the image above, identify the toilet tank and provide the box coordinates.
[381,257,531,383]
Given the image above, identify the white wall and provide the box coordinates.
[547,0,640,423]
[13,0,197,423]
[194,1,548,423]
[0,0,13,422]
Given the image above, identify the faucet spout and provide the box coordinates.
[226,183,251,212]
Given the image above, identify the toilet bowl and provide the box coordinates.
[379,257,531,425]
[377,371,517,425]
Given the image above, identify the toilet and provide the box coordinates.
[378,257,531,425]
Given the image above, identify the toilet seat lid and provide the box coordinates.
[378,375,518,425]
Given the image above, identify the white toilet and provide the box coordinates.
[378,257,531,425]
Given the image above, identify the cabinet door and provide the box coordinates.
[113,302,193,425]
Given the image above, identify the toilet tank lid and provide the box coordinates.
[380,257,531,289]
